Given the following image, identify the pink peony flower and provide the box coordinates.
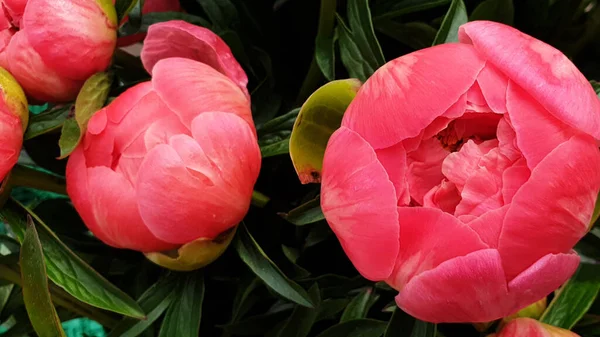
[66,22,260,262]
[0,67,27,181]
[0,0,118,102]
[490,318,579,337]
[320,21,600,323]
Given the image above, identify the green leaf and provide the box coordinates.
[107,276,178,337]
[541,263,600,329]
[315,0,338,81]
[409,320,436,337]
[289,79,361,183]
[384,308,415,337]
[196,0,237,30]
[114,0,138,22]
[315,319,388,337]
[469,0,514,25]
[432,0,468,45]
[591,80,600,98]
[372,0,451,21]
[158,272,205,337]
[340,288,378,322]
[257,108,300,135]
[261,139,290,158]
[58,72,113,158]
[234,223,315,308]
[20,217,66,337]
[276,284,321,337]
[375,21,437,50]
[1,199,145,318]
[139,12,211,32]
[281,196,324,226]
[338,0,385,81]
[24,105,72,140]
[317,299,350,322]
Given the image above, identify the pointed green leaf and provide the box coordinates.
[276,284,321,337]
[317,299,350,322]
[432,0,468,45]
[114,0,138,22]
[469,0,514,25]
[281,196,324,226]
[315,319,387,337]
[20,217,66,337]
[158,272,205,337]
[375,21,437,50]
[340,288,378,322]
[315,0,337,80]
[196,0,237,30]
[541,263,600,329]
[410,320,436,337]
[234,223,314,308]
[24,105,72,140]
[1,199,145,318]
[58,72,113,158]
[384,308,416,337]
[107,275,178,337]
[372,0,451,21]
[338,0,385,81]
[289,79,361,183]
[261,139,290,158]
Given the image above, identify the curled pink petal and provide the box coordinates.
[136,112,260,244]
[142,20,248,96]
[321,127,400,280]
[396,249,510,323]
[343,43,485,149]
[499,135,600,280]
[460,21,600,139]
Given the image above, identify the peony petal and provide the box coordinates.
[3,0,27,25]
[67,147,176,252]
[104,82,153,124]
[342,43,485,149]
[0,109,22,180]
[501,158,529,204]
[422,180,461,214]
[141,20,248,96]
[4,31,83,102]
[23,0,116,81]
[498,135,600,280]
[387,207,487,290]
[375,142,410,205]
[442,139,497,192]
[459,21,600,139]
[507,252,580,310]
[321,127,399,280]
[476,63,508,114]
[455,148,512,217]
[406,138,449,204]
[496,116,520,162]
[507,82,579,170]
[136,112,260,244]
[395,249,511,323]
[467,205,509,248]
[151,57,253,130]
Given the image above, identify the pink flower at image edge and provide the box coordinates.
[320,21,600,323]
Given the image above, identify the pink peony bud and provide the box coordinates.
[320,21,600,323]
[0,66,28,181]
[66,21,260,271]
[490,318,579,337]
[0,0,118,102]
